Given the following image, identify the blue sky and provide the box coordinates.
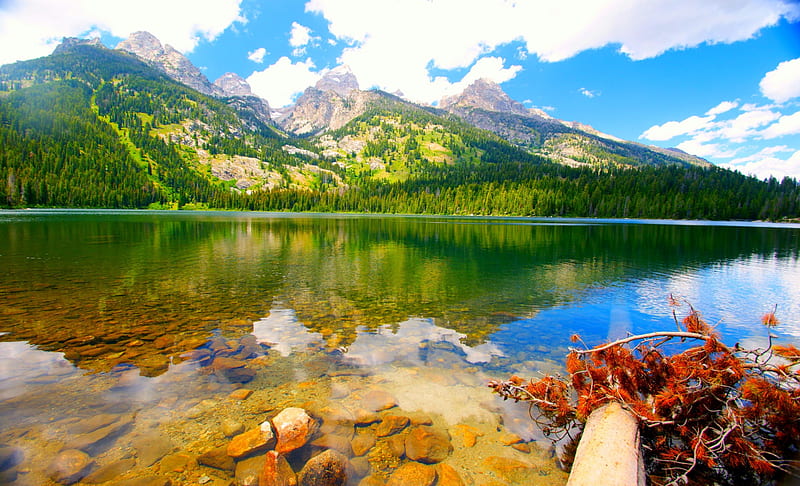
[1,0,800,180]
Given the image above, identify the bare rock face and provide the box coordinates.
[278,89,377,136]
[277,65,372,136]
[439,78,530,116]
[52,37,104,56]
[214,72,253,97]
[117,31,223,97]
[315,65,359,97]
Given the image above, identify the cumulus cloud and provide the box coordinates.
[247,56,321,107]
[247,47,267,63]
[289,22,313,47]
[706,100,739,116]
[761,110,800,139]
[305,0,799,103]
[760,57,800,103]
[0,0,245,65]
[722,148,800,180]
[579,88,599,98]
[641,114,716,141]
[717,108,781,142]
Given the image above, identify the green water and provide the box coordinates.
[1,210,799,485]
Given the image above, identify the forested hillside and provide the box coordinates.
[1,42,799,220]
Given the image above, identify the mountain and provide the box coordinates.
[117,31,223,97]
[213,72,273,129]
[214,72,254,97]
[0,34,797,220]
[439,79,711,169]
[277,66,375,136]
[440,78,536,117]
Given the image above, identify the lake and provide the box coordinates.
[1,210,799,485]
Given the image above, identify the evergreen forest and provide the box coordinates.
[1,43,799,220]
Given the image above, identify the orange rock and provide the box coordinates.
[452,424,483,448]
[351,432,376,457]
[227,421,276,459]
[498,432,523,446]
[260,450,297,486]
[436,463,465,486]
[229,388,253,400]
[386,462,437,486]
[375,415,410,437]
[511,442,531,453]
[483,456,535,483]
[360,390,398,412]
[273,407,318,454]
[404,426,453,464]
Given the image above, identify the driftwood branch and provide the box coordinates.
[571,331,720,355]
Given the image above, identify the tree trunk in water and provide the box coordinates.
[567,402,645,486]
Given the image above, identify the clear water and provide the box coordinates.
[1,210,798,485]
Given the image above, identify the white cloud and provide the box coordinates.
[641,114,715,141]
[579,88,599,98]
[722,148,800,180]
[760,57,800,103]
[676,137,738,159]
[247,56,321,107]
[717,108,781,142]
[305,0,799,103]
[706,100,738,116]
[247,47,267,63]
[761,110,800,138]
[0,0,245,65]
[289,22,313,47]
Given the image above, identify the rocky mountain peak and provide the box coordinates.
[116,31,222,97]
[52,37,104,56]
[214,72,253,97]
[314,65,359,97]
[440,78,530,116]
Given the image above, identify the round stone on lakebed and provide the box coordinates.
[48,449,93,485]
[298,449,349,486]
[404,426,453,464]
[273,407,318,454]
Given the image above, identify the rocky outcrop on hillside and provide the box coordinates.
[53,37,104,56]
[440,78,533,117]
[277,66,373,136]
[117,31,223,97]
[439,79,710,168]
[214,72,253,97]
[314,65,359,97]
[213,72,273,127]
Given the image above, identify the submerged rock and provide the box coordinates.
[375,415,410,437]
[404,426,453,464]
[133,432,175,467]
[197,446,236,472]
[351,432,376,457]
[273,408,317,454]
[297,449,348,486]
[360,390,398,412]
[227,421,276,459]
[386,461,437,486]
[259,450,296,486]
[435,463,465,486]
[235,454,264,486]
[48,449,93,485]
[82,457,136,484]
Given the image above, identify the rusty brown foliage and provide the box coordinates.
[489,300,800,485]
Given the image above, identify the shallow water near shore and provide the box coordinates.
[1,210,798,485]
